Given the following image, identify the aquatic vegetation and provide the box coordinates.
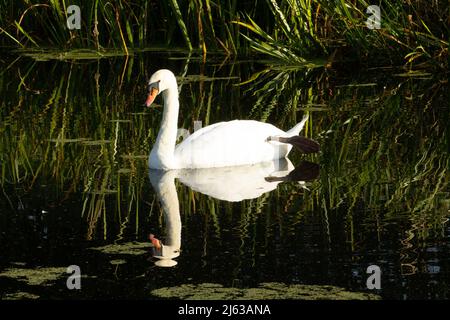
[0,1,447,67]
[151,282,381,300]
[0,267,66,286]
[2,292,40,300]
[0,50,448,299]
[236,0,448,68]
[0,0,251,54]
[89,242,151,256]
[17,49,130,61]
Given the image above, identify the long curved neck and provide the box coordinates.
[152,87,179,169]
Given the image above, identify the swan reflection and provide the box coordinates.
[148,159,319,267]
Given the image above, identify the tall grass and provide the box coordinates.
[236,0,449,68]
[0,0,152,50]
[1,1,447,68]
[0,0,264,54]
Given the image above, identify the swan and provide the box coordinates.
[145,69,319,170]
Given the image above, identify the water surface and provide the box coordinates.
[0,50,449,299]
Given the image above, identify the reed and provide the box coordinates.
[236,0,448,68]
[1,1,447,67]
[0,0,253,54]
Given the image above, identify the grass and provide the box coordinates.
[236,0,449,69]
[0,0,257,54]
[0,1,447,68]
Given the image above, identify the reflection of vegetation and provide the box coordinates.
[318,75,449,242]
[246,67,449,279]
[0,267,66,286]
[242,67,449,222]
[0,51,448,297]
[18,49,132,61]
[1,52,448,242]
[151,282,381,300]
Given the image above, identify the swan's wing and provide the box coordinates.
[174,120,287,168]
[180,121,225,141]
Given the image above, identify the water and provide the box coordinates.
[0,50,449,300]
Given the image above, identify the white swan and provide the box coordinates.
[145,69,319,170]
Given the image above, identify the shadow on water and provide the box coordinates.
[0,50,449,299]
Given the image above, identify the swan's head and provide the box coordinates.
[145,69,177,107]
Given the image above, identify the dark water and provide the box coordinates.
[0,50,449,300]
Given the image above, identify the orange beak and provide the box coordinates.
[145,87,159,107]
[149,234,162,250]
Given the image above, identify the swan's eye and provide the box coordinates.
[148,80,161,92]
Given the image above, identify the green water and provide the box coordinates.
[0,50,449,300]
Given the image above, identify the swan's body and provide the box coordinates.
[171,120,308,169]
[146,69,316,170]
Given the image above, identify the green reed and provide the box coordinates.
[1,1,447,68]
[0,0,257,54]
[236,0,448,69]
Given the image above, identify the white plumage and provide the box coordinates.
[146,69,309,170]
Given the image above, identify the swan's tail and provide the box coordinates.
[282,136,320,153]
[286,114,309,136]
[266,114,320,154]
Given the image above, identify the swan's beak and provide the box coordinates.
[149,233,162,250]
[145,87,159,107]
